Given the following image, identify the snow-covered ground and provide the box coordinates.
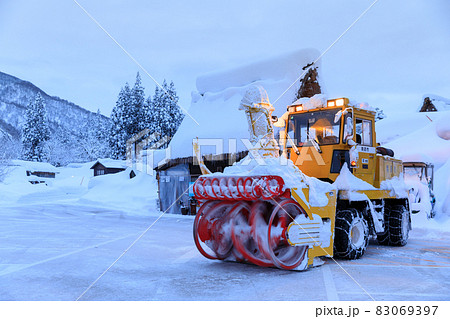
[0,201,449,301]
[0,159,159,215]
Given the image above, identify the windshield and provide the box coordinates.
[287,109,341,146]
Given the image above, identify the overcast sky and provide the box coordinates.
[1,0,449,116]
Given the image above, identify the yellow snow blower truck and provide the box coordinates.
[192,87,410,270]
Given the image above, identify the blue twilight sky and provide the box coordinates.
[1,0,449,116]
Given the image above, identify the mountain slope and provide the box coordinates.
[0,71,109,140]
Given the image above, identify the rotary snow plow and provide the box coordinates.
[193,174,336,270]
[192,86,411,271]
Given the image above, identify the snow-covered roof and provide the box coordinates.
[168,48,321,159]
[10,160,58,173]
[418,94,450,112]
[90,159,128,169]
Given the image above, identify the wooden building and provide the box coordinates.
[155,151,247,215]
[90,160,127,177]
[11,160,58,185]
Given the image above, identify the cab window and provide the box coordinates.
[355,119,373,146]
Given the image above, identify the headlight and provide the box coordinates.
[336,98,345,106]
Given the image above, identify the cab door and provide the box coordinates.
[353,118,376,186]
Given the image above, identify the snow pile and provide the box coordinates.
[380,175,409,198]
[196,49,320,95]
[292,94,327,110]
[332,163,375,191]
[376,109,450,218]
[10,159,58,173]
[0,163,48,204]
[436,112,450,140]
[403,177,432,215]
[434,158,450,217]
[218,154,334,207]
[80,168,158,215]
[0,159,158,216]
[168,48,321,159]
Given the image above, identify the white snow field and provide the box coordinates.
[0,200,449,301]
[0,159,449,301]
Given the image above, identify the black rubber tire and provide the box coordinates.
[334,208,369,259]
[376,204,410,246]
[388,205,410,246]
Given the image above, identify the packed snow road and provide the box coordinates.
[1,203,449,301]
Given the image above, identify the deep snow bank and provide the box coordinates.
[79,168,158,215]
[0,159,158,216]
[168,48,321,159]
[376,110,450,218]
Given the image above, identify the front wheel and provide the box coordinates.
[334,208,369,259]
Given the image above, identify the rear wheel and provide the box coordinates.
[377,204,410,246]
[388,205,410,246]
[334,208,369,259]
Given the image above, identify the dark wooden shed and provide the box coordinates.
[90,160,126,177]
[155,151,248,215]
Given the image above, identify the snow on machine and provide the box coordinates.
[192,86,412,270]
[403,161,436,218]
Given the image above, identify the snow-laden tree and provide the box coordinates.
[0,135,20,182]
[21,92,50,162]
[109,85,131,159]
[45,126,79,167]
[121,73,146,139]
[79,110,110,161]
[149,80,184,148]
[142,95,154,132]
[131,72,146,133]
[375,107,386,121]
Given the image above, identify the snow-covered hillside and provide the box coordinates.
[0,71,110,140]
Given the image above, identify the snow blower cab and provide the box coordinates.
[192,88,412,271]
[279,96,402,188]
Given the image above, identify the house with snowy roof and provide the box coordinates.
[11,160,58,185]
[419,94,450,112]
[154,48,324,214]
[90,159,135,179]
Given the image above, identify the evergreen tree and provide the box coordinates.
[131,72,146,133]
[121,73,146,139]
[149,80,184,148]
[109,86,130,159]
[21,92,50,162]
[166,81,184,138]
[142,95,154,132]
